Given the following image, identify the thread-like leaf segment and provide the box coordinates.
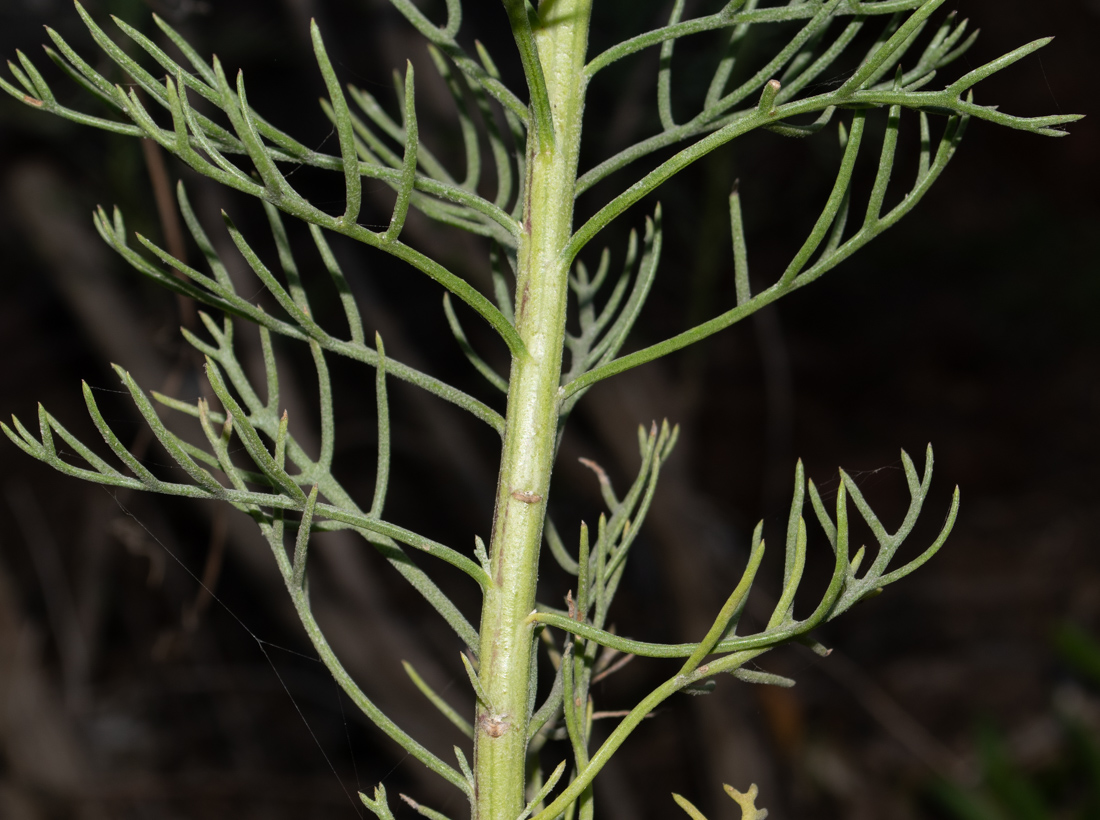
[1,4,1081,816]
[502,0,554,151]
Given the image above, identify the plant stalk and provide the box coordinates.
[475,2,592,818]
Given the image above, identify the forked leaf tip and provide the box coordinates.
[723,782,768,820]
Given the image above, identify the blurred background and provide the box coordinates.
[0,1,1097,818]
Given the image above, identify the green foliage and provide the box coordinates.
[2,2,1079,819]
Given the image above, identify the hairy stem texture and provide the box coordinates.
[475,3,592,819]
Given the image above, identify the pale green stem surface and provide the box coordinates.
[474,3,592,819]
[1,5,1081,819]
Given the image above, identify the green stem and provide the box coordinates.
[474,3,592,819]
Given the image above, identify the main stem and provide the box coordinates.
[474,3,592,820]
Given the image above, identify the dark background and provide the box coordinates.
[1,1,1097,818]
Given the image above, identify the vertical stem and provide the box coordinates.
[475,3,592,819]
